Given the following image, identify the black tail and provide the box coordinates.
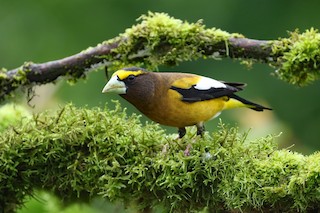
[224,82,247,90]
[230,94,272,111]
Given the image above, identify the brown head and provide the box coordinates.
[102,67,158,112]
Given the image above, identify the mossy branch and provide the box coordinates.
[1,103,320,213]
[1,12,320,102]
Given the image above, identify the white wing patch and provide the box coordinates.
[194,76,226,90]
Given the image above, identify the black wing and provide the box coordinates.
[170,84,242,103]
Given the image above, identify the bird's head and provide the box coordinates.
[102,67,147,95]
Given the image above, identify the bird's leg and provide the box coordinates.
[163,128,186,154]
[196,123,205,137]
[178,127,186,138]
[163,127,186,154]
[183,123,205,156]
[176,127,191,156]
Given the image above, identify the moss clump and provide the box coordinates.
[105,12,240,70]
[0,102,166,212]
[1,103,320,212]
[272,28,320,86]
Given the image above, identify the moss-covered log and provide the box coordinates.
[1,12,320,102]
[1,103,320,213]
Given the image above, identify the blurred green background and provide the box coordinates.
[1,0,320,212]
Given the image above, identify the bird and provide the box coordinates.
[102,67,271,138]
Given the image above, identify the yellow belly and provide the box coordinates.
[143,90,227,127]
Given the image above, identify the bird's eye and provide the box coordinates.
[127,75,135,81]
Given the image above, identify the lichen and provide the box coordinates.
[271,28,320,86]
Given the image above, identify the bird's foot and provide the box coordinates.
[178,127,186,139]
[196,123,205,137]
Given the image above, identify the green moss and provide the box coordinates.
[1,103,320,212]
[271,28,320,86]
[104,12,238,70]
[16,62,33,85]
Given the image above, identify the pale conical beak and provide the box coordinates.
[102,75,127,94]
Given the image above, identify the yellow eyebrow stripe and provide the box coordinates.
[171,76,201,89]
[112,70,144,80]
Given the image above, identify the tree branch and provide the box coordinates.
[228,37,273,61]
[0,40,121,99]
[1,12,320,102]
[1,103,320,213]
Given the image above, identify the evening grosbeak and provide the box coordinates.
[102,67,271,138]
